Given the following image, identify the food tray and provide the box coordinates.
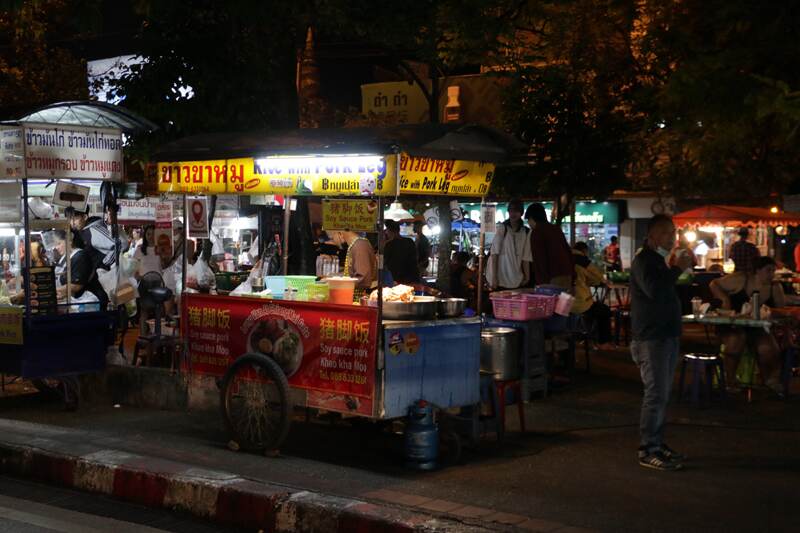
[491,293,556,321]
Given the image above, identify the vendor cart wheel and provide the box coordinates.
[31,379,61,399]
[221,353,291,453]
[32,378,79,411]
[438,427,463,466]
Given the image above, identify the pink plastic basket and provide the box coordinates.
[490,293,557,321]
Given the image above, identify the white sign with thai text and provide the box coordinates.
[118,198,157,223]
[0,126,24,180]
[22,124,123,181]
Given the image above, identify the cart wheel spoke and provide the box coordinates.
[221,353,291,452]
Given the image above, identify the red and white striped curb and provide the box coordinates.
[0,440,494,532]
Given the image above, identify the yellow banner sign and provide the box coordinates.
[0,306,23,345]
[158,155,397,197]
[322,199,379,231]
[398,153,494,197]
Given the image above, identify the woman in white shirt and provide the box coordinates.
[133,225,162,279]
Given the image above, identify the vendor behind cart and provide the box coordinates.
[54,229,108,310]
[330,229,377,294]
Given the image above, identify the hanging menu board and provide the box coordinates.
[28,266,57,315]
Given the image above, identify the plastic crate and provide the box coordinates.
[265,276,287,298]
[491,293,557,321]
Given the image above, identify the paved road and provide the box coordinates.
[0,475,239,533]
[1,339,798,532]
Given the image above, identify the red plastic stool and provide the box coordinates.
[492,379,526,441]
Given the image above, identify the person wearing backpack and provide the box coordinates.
[487,199,532,290]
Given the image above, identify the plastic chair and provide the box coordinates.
[480,374,525,442]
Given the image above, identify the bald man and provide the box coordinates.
[630,214,693,471]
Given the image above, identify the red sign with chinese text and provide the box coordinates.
[183,293,378,416]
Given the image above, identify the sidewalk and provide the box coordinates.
[1,340,799,532]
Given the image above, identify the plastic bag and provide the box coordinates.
[189,258,215,290]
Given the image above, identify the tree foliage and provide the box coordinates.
[630,0,800,200]
[0,0,97,116]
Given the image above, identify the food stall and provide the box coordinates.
[672,205,800,271]
[154,125,512,455]
[0,122,124,407]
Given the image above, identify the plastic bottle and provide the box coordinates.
[751,290,760,319]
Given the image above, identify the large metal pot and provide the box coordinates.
[480,327,521,380]
[381,296,438,320]
[437,298,467,317]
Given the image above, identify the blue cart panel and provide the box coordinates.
[381,318,481,419]
[0,312,113,379]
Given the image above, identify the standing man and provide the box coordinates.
[604,236,622,271]
[413,220,431,277]
[488,199,532,290]
[630,214,693,471]
[525,203,573,289]
[729,227,759,273]
[384,220,419,285]
[331,229,377,292]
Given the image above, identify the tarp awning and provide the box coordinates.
[14,101,158,135]
[153,123,524,164]
[672,205,800,227]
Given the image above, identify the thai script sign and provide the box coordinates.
[0,126,24,180]
[157,155,398,197]
[22,124,123,181]
[398,153,495,196]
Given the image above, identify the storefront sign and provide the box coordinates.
[187,197,209,239]
[118,198,156,224]
[0,306,23,345]
[157,155,398,197]
[184,294,378,417]
[322,199,379,231]
[22,124,123,181]
[0,126,24,180]
[361,81,429,124]
[154,202,173,258]
[398,153,494,197]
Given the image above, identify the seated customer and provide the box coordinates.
[709,256,785,395]
[572,242,613,349]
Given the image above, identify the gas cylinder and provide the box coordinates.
[404,400,438,471]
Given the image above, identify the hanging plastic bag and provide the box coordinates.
[189,258,215,290]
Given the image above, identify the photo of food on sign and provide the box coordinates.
[248,318,303,377]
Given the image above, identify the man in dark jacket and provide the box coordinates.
[383,220,419,284]
[630,214,693,471]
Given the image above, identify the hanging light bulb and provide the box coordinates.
[385,201,413,221]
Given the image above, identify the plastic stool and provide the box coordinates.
[488,379,526,442]
[677,353,727,405]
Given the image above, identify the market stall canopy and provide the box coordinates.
[153,124,521,197]
[12,101,158,135]
[672,205,800,227]
[153,123,523,164]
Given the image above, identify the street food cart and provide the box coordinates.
[154,126,508,454]
[0,122,124,407]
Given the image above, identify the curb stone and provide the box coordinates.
[0,439,498,532]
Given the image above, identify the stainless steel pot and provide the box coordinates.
[480,327,520,380]
[381,296,438,320]
[437,297,467,317]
